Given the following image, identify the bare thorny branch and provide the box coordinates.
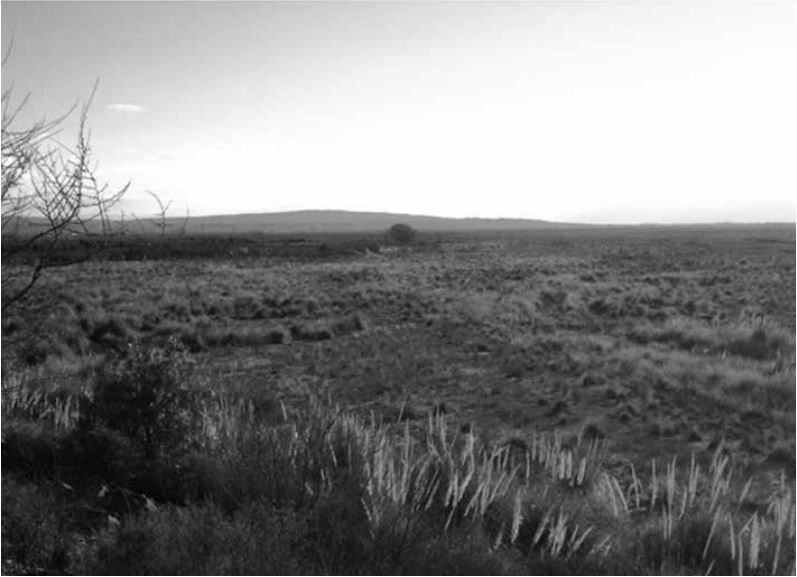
[2,78,130,314]
[131,189,188,237]
[146,189,174,237]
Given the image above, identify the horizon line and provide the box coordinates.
[129,208,795,228]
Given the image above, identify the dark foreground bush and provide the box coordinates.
[86,501,313,575]
[1,477,78,575]
[88,337,201,462]
[85,502,519,575]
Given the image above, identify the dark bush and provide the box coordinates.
[21,338,52,366]
[387,223,418,245]
[332,314,368,336]
[89,315,132,349]
[266,326,292,344]
[1,420,61,478]
[291,322,333,342]
[85,501,313,575]
[1,315,25,336]
[88,338,201,462]
[61,424,144,485]
[726,326,791,361]
[1,477,75,575]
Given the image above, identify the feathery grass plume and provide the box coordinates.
[2,366,88,430]
[519,431,607,490]
[604,447,797,575]
[3,375,793,575]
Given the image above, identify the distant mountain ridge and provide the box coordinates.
[9,210,793,236]
[171,210,575,234]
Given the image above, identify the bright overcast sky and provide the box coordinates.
[2,1,795,223]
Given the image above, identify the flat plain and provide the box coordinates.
[8,226,794,463]
[2,224,795,574]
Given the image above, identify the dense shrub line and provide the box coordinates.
[1,230,424,265]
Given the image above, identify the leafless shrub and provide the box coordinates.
[2,56,130,313]
[134,190,189,237]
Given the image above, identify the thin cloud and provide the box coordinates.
[107,103,147,114]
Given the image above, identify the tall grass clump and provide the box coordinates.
[178,402,613,574]
[2,367,86,430]
[3,352,794,574]
[3,338,205,497]
[629,316,794,363]
[597,446,796,574]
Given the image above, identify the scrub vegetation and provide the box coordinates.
[2,225,795,575]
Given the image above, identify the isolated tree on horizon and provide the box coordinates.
[387,223,418,245]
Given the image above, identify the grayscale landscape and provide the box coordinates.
[2,2,795,575]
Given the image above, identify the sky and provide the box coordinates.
[2,1,795,224]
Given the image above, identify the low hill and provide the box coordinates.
[170,210,574,234]
[7,210,793,237]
